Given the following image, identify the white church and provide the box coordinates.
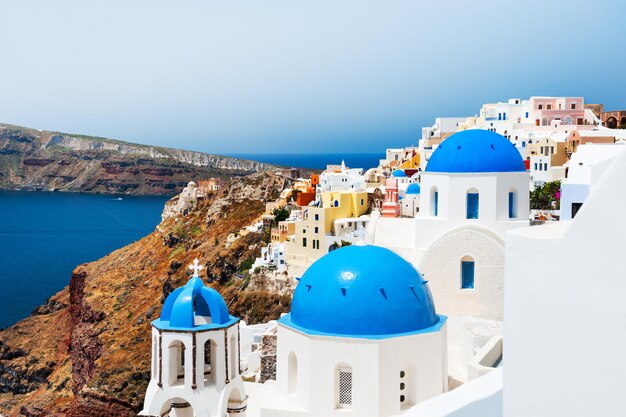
[139,129,626,417]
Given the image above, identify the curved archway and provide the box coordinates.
[466,188,479,219]
[288,352,298,395]
[203,339,217,385]
[541,117,549,126]
[226,387,247,415]
[167,340,186,386]
[159,397,195,417]
[606,116,618,129]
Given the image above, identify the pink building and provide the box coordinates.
[530,97,585,126]
[381,178,401,218]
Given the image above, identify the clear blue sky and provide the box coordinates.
[0,0,624,154]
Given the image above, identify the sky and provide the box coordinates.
[0,0,625,154]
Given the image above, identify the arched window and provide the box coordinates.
[336,364,353,409]
[461,256,475,289]
[508,190,517,219]
[203,339,217,385]
[152,336,158,379]
[430,187,438,217]
[288,352,297,395]
[167,340,185,385]
[466,189,479,219]
[230,335,237,380]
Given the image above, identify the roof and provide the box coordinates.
[153,275,238,331]
[406,183,421,194]
[426,130,526,173]
[391,169,407,177]
[282,244,444,339]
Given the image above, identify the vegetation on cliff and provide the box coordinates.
[0,172,292,417]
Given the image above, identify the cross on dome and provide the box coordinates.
[189,258,203,277]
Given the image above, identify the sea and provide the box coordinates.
[0,191,168,329]
[0,153,378,329]
[226,153,383,170]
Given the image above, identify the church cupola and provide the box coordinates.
[139,259,248,417]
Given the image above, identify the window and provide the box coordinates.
[314,214,319,221]
[538,104,543,110]
[508,191,517,218]
[540,146,544,154]
[461,258,475,289]
[302,238,307,247]
[522,141,526,148]
[314,227,318,234]
[534,163,538,171]
[466,191,479,219]
[503,112,507,120]
[360,198,364,205]
[337,366,353,408]
[525,111,529,118]
[498,113,502,120]
[571,103,576,110]
[547,104,552,110]
[431,188,439,217]
[334,200,339,207]
[168,340,185,385]
[572,202,583,218]
[204,340,216,385]
[550,146,554,154]
[288,352,297,395]
[544,163,548,171]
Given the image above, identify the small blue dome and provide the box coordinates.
[391,169,407,177]
[406,183,421,195]
[281,245,443,338]
[154,276,238,331]
[426,130,526,173]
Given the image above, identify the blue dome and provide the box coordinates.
[406,183,421,194]
[280,245,444,338]
[154,276,238,331]
[426,130,526,173]
[391,169,407,177]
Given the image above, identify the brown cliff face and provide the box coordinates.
[0,172,292,416]
[0,123,276,195]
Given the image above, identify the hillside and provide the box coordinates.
[0,172,293,417]
[0,123,275,195]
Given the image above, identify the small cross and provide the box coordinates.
[189,258,204,277]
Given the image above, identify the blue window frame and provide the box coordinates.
[525,112,529,118]
[508,192,516,218]
[433,191,439,216]
[521,141,526,148]
[334,200,339,207]
[503,112,506,120]
[498,113,502,120]
[461,261,475,289]
[466,193,479,219]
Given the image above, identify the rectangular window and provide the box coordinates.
[508,192,517,218]
[466,193,479,219]
[540,146,544,154]
[434,191,439,216]
[337,369,353,408]
[461,261,475,289]
[503,112,506,120]
[522,141,526,148]
[525,112,529,118]
[315,214,319,221]
[360,198,364,205]
[534,163,538,171]
[498,113,502,120]
[571,103,576,110]
[544,163,548,171]
[302,238,307,247]
[314,226,318,234]
[551,146,554,154]
[538,104,543,110]
[547,104,552,110]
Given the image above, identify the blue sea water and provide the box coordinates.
[226,153,383,170]
[0,191,168,329]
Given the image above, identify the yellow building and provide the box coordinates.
[284,190,368,277]
[271,220,296,243]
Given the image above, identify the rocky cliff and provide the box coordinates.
[0,123,275,195]
[0,172,292,417]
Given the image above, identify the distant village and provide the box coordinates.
[143,96,626,417]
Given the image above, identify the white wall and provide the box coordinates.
[504,150,626,417]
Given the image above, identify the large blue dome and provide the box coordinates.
[154,276,238,331]
[426,130,526,173]
[281,245,444,338]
